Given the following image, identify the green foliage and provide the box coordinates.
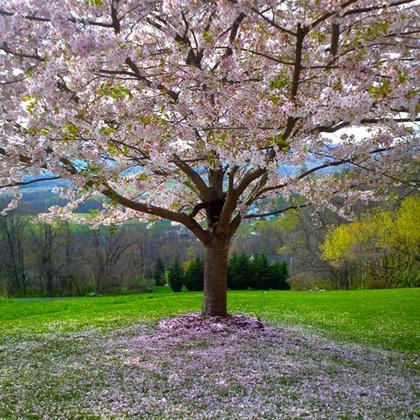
[228,253,252,290]
[321,196,420,287]
[98,83,133,100]
[270,262,290,290]
[153,257,166,286]
[126,275,153,293]
[269,70,290,90]
[203,30,214,44]
[183,257,204,291]
[265,133,290,151]
[228,253,290,291]
[99,126,118,136]
[250,254,272,289]
[167,258,184,292]
[0,288,8,303]
[63,122,79,140]
[22,95,38,114]
[360,21,389,41]
[367,80,392,97]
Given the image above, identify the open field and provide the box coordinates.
[1,288,419,352]
[1,288,419,418]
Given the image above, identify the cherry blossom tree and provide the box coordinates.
[0,0,418,316]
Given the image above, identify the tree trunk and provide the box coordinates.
[203,235,229,317]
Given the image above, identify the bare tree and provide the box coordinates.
[0,214,27,295]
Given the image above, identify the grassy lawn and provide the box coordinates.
[1,287,419,352]
[1,288,418,418]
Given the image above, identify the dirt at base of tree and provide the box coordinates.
[159,313,264,334]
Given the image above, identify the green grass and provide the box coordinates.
[1,288,419,352]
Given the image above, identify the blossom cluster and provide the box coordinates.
[0,0,418,225]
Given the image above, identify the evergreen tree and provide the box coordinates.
[184,257,204,291]
[270,261,290,290]
[153,257,166,286]
[167,258,184,292]
[228,253,252,290]
[250,254,272,290]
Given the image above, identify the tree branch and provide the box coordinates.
[317,116,420,133]
[342,0,416,17]
[0,8,114,28]
[251,7,297,36]
[173,157,209,199]
[330,23,340,57]
[102,185,210,243]
[244,203,309,219]
[0,176,61,190]
[283,23,305,140]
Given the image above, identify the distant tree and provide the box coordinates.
[270,262,290,290]
[29,223,58,297]
[250,254,272,290]
[91,226,134,294]
[321,196,420,288]
[153,257,166,286]
[184,257,204,291]
[0,214,27,296]
[168,258,184,292]
[228,253,252,290]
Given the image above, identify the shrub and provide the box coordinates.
[228,253,252,290]
[153,257,166,286]
[250,254,271,289]
[127,274,154,293]
[270,261,290,290]
[290,274,334,291]
[167,258,184,292]
[184,257,204,291]
[0,287,8,303]
[367,279,388,290]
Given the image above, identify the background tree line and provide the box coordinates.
[0,193,418,298]
[165,254,290,292]
[322,196,419,289]
[0,210,201,297]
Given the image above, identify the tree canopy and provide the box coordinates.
[0,0,418,233]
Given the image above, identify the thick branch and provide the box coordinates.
[110,0,121,34]
[218,166,240,229]
[330,23,340,56]
[173,157,209,199]
[102,186,210,243]
[234,168,266,199]
[125,58,179,102]
[283,23,305,140]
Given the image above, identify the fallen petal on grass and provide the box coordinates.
[0,319,418,419]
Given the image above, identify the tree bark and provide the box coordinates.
[203,235,229,317]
